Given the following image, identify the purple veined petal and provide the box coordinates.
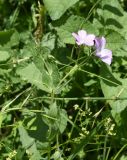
[101,55,112,65]
[72,32,82,45]
[72,30,87,45]
[96,49,112,65]
[95,37,106,51]
[72,30,95,46]
[84,34,95,46]
[72,33,80,42]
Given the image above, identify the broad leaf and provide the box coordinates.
[17,58,60,93]
[17,63,49,92]
[43,0,79,20]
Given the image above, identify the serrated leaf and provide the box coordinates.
[19,125,34,149]
[34,54,60,93]
[17,63,49,92]
[43,0,79,20]
[17,59,60,93]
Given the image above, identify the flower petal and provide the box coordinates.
[96,49,112,65]
[95,37,106,51]
[84,34,95,46]
[78,30,87,39]
[72,33,79,41]
[101,56,112,65]
[72,32,82,45]
[72,30,95,46]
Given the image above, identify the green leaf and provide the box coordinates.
[44,102,58,126]
[7,30,20,47]
[94,0,127,39]
[34,54,60,93]
[0,29,14,45]
[100,66,127,128]
[49,103,67,133]
[0,29,19,47]
[25,114,49,142]
[41,32,56,51]
[101,77,127,124]
[106,29,127,57]
[19,125,34,149]
[43,0,79,20]
[17,62,50,92]
[58,109,68,133]
[17,57,60,93]
[120,155,127,160]
[101,76,127,138]
[0,50,10,62]
[18,124,42,160]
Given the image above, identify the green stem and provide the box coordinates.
[30,96,127,101]
[112,144,127,160]
[48,141,51,160]
[56,65,78,91]
[79,68,119,86]
[1,87,31,112]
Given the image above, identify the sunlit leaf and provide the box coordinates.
[43,0,79,20]
[0,51,10,62]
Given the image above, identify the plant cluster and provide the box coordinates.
[0,0,127,159]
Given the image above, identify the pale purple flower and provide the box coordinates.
[94,37,112,65]
[72,30,95,46]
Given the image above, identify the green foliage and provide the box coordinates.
[1,0,127,159]
[43,0,79,20]
[18,124,42,160]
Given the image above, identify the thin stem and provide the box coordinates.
[29,96,127,101]
[48,141,51,160]
[112,144,127,160]
[1,87,31,112]
[79,68,120,86]
[103,134,108,160]
[105,147,111,160]
[79,0,102,29]
[56,65,78,91]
